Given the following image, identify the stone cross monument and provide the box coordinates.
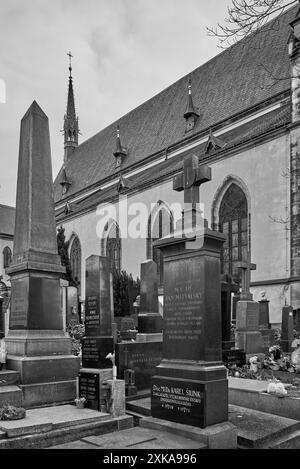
[151,154,236,445]
[5,101,79,407]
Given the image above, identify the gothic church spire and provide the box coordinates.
[64,51,79,163]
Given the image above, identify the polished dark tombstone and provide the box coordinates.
[137,260,162,342]
[221,274,239,350]
[80,255,114,410]
[221,275,246,366]
[151,156,228,429]
[78,371,100,411]
[5,102,79,407]
[281,305,294,353]
[81,255,114,368]
[116,341,162,389]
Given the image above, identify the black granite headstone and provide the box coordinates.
[78,371,100,411]
[281,305,294,353]
[116,341,162,389]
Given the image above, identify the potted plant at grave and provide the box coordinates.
[0,404,26,420]
[74,396,86,409]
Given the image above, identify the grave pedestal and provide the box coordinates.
[235,301,263,354]
[107,379,126,417]
[151,228,229,429]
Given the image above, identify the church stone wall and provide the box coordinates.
[60,133,289,324]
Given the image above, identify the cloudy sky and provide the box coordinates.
[0,0,230,206]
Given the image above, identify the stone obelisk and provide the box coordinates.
[5,101,79,407]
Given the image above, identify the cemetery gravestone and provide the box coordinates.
[5,101,79,407]
[151,157,229,429]
[80,255,114,411]
[235,254,263,355]
[281,305,294,353]
[136,260,163,343]
[221,274,246,367]
[258,295,276,351]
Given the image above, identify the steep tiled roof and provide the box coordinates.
[54,5,296,203]
[0,204,15,236]
[56,102,290,221]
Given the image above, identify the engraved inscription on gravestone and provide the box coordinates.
[79,372,100,411]
[151,377,205,427]
[164,257,203,360]
[85,295,100,336]
[9,279,28,329]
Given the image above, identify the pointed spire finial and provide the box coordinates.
[188,76,192,95]
[114,124,127,168]
[67,51,73,77]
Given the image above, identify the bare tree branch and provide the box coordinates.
[207,0,299,48]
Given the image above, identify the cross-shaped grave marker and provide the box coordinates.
[173,154,211,230]
[236,251,256,301]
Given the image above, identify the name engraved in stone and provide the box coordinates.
[164,283,203,342]
[82,339,100,361]
[152,383,203,414]
[79,373,100,411]
[10,283,27,327]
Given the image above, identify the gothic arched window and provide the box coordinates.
[70,236,81,287]
[101,222,121,272]
[219,184,248,282]
[147,203,174,285]
[3,246,12,269]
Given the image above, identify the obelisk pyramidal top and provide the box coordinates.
[10,101,64,273]
[7,101,65,331]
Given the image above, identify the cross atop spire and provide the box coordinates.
[63,51,79,163]
[67,51,73,76]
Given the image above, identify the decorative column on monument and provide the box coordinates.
[151,155,233,432]
[235,254,263,355]
[5,101,79,408]
[79,255,114,411]
[136,259,163,343]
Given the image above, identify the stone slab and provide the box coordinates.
[107,379,125,418]
[228,404,300,448]
[135,333,162,343]
[236,301,259,331]
[236,331,262,354]
[228,377,270,393]
[141,417,237,449]
[81,336,114,369]
[0,404,110,438]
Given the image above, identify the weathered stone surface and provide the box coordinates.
[140,260,159,314]
[79,368,113,412]
[236,331,262,354]
[259,300,270,329]
[107,379,126,417]
[236,301,260,331]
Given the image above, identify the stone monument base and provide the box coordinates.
[151,360,228,429]
[281,339,293,353]
[5,330,79,408]
[236,331,262,354]
[260,328,276,351]
[141,416,237,449]
[135,333,163,343]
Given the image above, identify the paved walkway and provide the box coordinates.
[49,427,204,449]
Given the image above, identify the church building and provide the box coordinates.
[54,5,300,326]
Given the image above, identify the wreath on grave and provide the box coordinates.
[0,404,26,420]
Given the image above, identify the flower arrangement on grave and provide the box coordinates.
[0,404,26,421]
[74,396,86,409]
[66,322,85,356]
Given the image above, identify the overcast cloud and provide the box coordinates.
[0,0,229,206]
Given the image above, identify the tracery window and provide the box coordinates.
[101,222,121,272]
[219,184,248,282]
[147,203,173,285]
[3,246,12,269]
